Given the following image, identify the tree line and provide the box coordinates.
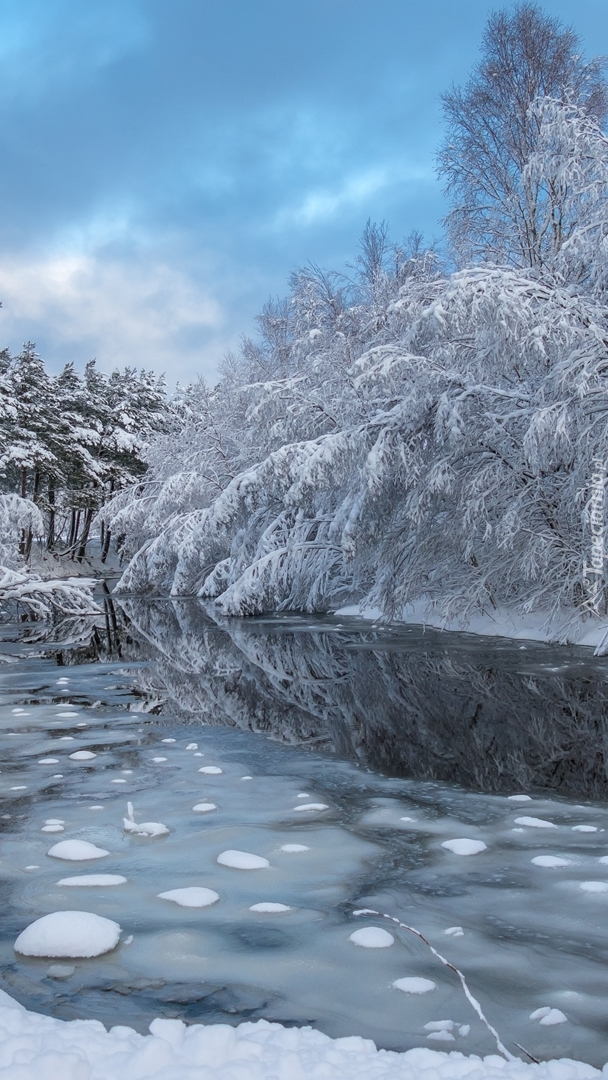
[104,5,608,640]
[0,345,167,563]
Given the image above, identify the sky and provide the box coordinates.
[1,0,608,386]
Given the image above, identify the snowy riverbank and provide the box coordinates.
[0,988,602,1080]
[335,600,608,653]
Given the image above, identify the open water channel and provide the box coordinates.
[2,597,608,1065]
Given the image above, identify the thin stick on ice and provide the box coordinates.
[352,908,516,1062]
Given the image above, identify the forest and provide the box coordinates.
[4,5,608,643]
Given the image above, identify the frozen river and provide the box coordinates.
[2,599,608,1065]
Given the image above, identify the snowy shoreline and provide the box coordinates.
[0,987,602,1079]
[335,600,608,653]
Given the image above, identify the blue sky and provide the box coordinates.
[1,0,607,385]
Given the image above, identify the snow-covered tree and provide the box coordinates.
[438,3,608,267]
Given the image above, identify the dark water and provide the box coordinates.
[121,597,608,799]
[2,599,608,1064]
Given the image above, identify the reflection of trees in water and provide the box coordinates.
[118,598,608,798]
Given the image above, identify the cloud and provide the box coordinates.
[0,247,226,384]
[274,163,435,230]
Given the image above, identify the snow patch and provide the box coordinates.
[47,840,109,861]
[441,839,487,855]
[349,927,394,948]
[158,887,219,908]
[217,850,269,869]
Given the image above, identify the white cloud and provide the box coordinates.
[274,163,433,229]
[0,249,226,384]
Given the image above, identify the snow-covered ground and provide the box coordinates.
[335,599,608,651]
[0,986,603,1080]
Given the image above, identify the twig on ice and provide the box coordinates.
[352,907,516,1062]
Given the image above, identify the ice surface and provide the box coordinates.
[349,927,394,948]
[217,850,270,869]
[57,875,127,887]
[47,840,110,861]
[158,887,219,907]
[441,839,487,855]
[250,902,291,912]
[393,977,436,993]
[514,817,557,828]
[14,911,121,957]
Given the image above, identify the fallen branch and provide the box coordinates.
[0,566,101,620]
[352,907,516,1062]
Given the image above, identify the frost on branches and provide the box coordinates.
[0,495,100,620]
[111,101,608,644]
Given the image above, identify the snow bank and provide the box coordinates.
[335,599,608,651]
[0,987,603,1080]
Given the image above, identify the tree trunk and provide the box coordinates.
[19,468,27,555]
[67,509,75,549]
[76,507,94,562]
[101,526,112,564]
[47,484,55,550]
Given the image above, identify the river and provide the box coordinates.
[2,597,608,1065]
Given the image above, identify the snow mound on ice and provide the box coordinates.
[192,802,217,813]
[579,881,608,893]
[530,1006,568,1025]
[441,839,487,855]
[250,903,291,912]
[292,802,329,812]
[393,977,435,994]
[158,887,219,907]
[14,911,121,957]
[280,844,309,852]
[199,766,223,774]
[507,795,532,802]
[68,751,96,761]
[0,986,602,1079]
[57,875,127,887]
[349,927,394,948]
[123,818,169,837]
[217,850,269,869]
[514,817,557,828]
[531,856,570,867]
[47,840,109,861]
